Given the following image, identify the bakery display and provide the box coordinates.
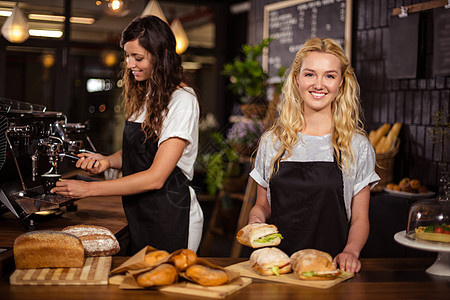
[62,224,120,256]
[13,230,85,269]
[368,122,402,154]
[236,223,283,248]
[136,264,178,287]
[290,249,341,280]
[386,177,429,194]
[249,247,291,276]
[407,199,450,244]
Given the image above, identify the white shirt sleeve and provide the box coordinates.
[250,132,272,189]
[159,87,199,181]
[351,134,380,196]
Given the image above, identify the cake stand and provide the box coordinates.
[394,230,450,276]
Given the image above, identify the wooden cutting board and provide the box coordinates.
[159,277,252,299]
[225,260,353,289]
[109,275,252,299]
[10,256,112,285]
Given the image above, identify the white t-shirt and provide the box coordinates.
[250,132,380,220]
[128,87,203,252]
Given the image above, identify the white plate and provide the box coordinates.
[383,188,435,199]
[394,231,450,252]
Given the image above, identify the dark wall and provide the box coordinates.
[249,0,449,190]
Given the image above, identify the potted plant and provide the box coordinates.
[226,118,266,157]
[197,132,243,196]
[222,38,273,118]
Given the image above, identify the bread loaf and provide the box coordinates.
[371,123,391,149]
[62,224,120,256]
[14,230,85,269]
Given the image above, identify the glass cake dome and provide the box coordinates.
[406,199,450,244]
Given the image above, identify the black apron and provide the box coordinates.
[269,157,348,257]
[122,121,191,255]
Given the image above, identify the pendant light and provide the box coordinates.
[142,1,189,54]
[142,0,167,23]
[1,4,30,43]
[170,18,189,55]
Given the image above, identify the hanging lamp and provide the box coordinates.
[142,0,167,23]
[1,4,30,43]
[170,18,189,54]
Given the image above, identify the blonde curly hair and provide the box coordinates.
[268,37,365,178]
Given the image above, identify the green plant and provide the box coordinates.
[198,132,240,196]
[222,38,273,103]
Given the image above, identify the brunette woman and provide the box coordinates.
[53,15,203,255]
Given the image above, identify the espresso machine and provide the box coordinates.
[0,98,96,229]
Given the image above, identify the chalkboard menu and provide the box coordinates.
[433,7,450,76]
[263,0,352,79]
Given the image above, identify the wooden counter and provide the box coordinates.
[0,254,448,300]
[0,194,127,249]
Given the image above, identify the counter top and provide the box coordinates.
[0,194,127,249]
[0,255,449,300]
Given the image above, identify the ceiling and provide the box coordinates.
[0,0,215,48]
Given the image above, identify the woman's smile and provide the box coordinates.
[310,91,327,99]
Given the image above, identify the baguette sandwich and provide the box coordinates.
[250,247,292,276]
[290,249,342,280]
[236,223,283,248]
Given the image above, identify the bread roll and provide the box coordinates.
[290,249,339,280]
[250,247,292,276]
[62,224,120,256]
[171,249,197,271]
[236,223,282,248]
[14,230,84,269]
[399,177,410,189]
[185,264,229,286]
[409,179,421,190]
[145,250,170,266]
[136,264,178,287]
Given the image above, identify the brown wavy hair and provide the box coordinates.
[268,37,365,178]
[120,15,184,141]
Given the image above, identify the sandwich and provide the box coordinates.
[249,247,292,276]
[236,223,283,248]
[290,249,342,280]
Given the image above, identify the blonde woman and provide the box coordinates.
[248,38,379,273]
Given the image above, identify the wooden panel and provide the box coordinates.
[10,256,111,285]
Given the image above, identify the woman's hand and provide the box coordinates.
[51,179,91,199]
[247,185,271,225]
[333,252,361,273]
[76,153,110,174]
